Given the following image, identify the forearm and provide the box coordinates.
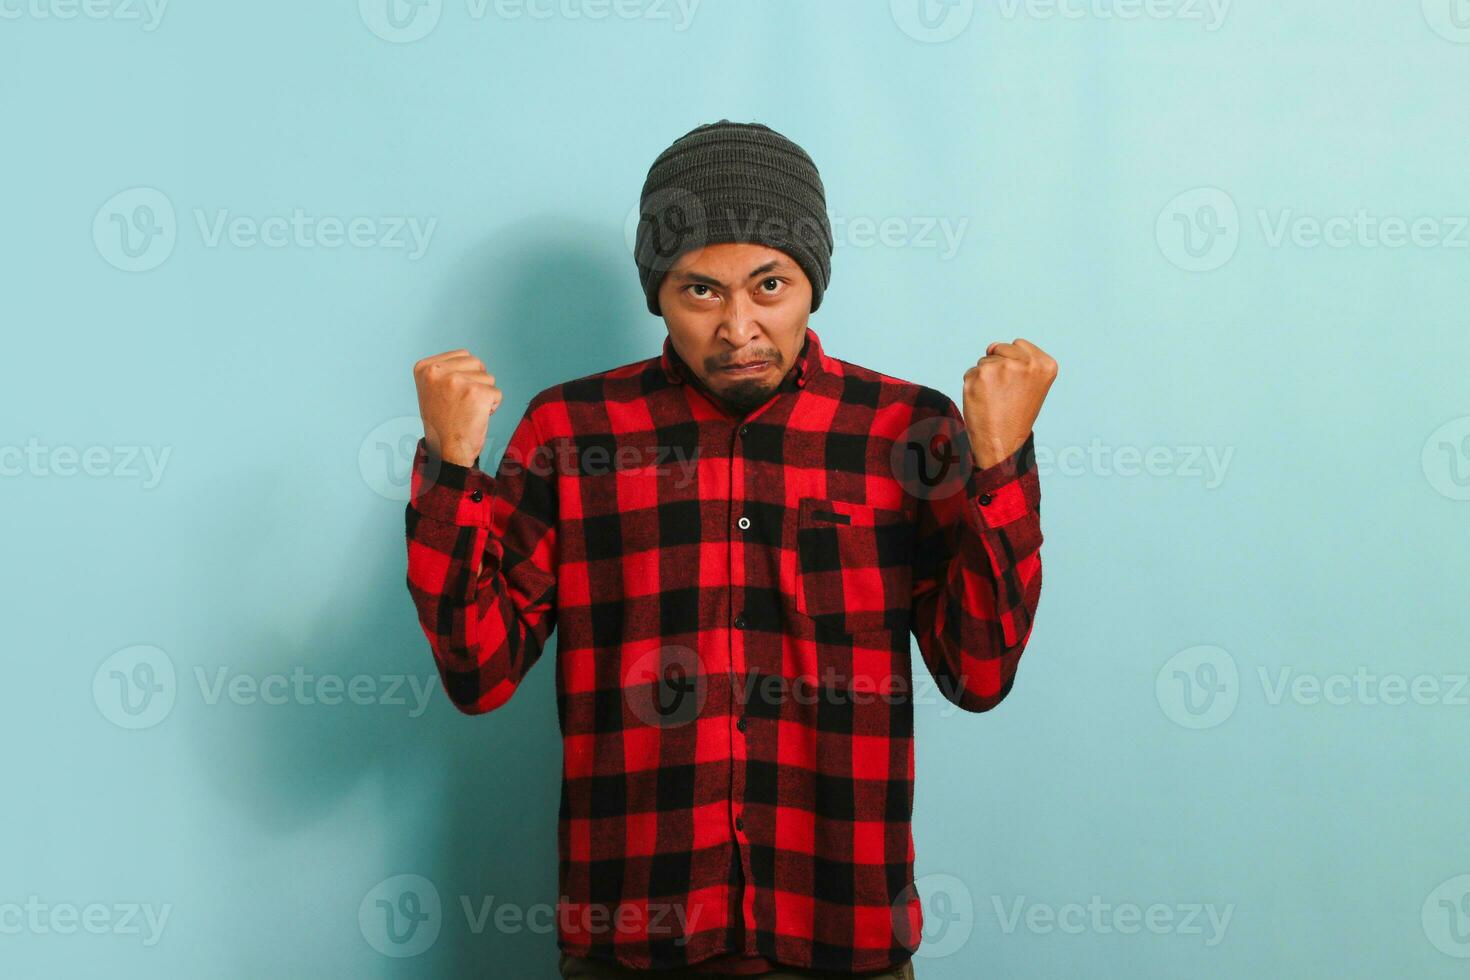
[911,431,1043,712]
[405,437,557,715]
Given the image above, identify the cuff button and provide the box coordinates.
[470,489,484,503]
[978,492,994,506]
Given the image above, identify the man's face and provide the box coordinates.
[658,242,813,415]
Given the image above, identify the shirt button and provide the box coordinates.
[733,613,746,629]
[736,717,747,732]
[738,425,749,437]
[737,516,751,531]
[978,492,993,506]
[735,816,744,831]
[470,489,484,503]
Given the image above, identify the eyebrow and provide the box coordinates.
[670,260,787,289]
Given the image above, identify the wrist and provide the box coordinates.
[967,433,1011,471]
[426,437,481,469]
[440,446,481,469]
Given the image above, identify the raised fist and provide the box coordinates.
[962,338,1058,470]
[413,349,503,468]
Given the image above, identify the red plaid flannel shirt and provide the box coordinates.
[404,326,1043,974]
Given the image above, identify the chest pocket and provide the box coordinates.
[794,496,915,636]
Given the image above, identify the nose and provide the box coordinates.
[716,290,762,351]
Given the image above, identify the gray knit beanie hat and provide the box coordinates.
[633,119,834,316]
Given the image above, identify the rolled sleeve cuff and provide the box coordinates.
[968,431,1036,528]
[408,437,494,528]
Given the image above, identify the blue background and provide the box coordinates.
[4,0,1468,976]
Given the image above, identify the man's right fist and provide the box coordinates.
[413,349,503,468]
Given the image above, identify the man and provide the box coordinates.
[405,120,1055,978]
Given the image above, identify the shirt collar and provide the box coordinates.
[659,326,826,391]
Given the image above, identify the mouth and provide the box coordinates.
[720,360,770,375]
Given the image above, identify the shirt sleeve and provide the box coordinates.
[909,400,1043,713]
[403,402,559,715]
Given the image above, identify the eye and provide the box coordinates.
[686,283,716,299]
[759,277,784,294]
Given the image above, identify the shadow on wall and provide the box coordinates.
[187,220,654,978]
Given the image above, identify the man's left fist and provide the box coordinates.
[962,337,1058,470]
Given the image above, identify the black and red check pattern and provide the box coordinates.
[404,326,1043,974]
